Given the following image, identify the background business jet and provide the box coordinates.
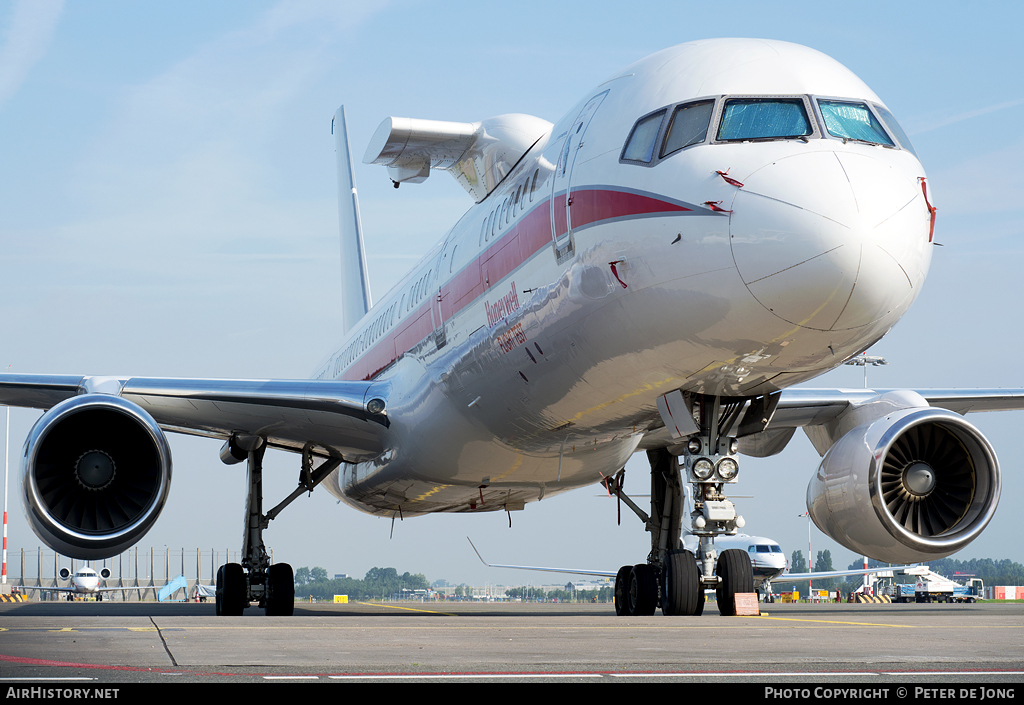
[19,566,135,601]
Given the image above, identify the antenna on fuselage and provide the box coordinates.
[333,105,373,334]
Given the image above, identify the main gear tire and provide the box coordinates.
[265,563,295,616]
[614,565,632,616]
[628,563,658,616]
[216,563,247,616]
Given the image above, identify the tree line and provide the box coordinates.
[505,585,614,602]
[294,566,430,601]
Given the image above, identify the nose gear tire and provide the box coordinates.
[662,549,702,616]
[715,549,754,616]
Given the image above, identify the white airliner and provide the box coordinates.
[470,534,900,606]
[470,533,787,608]
[3,38,1023,618]
[19,566,134,601]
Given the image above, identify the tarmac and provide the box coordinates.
[0,600,1022,684]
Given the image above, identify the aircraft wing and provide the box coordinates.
[778,566,914,583]
[770,388,1024,428]
[639,387,1024,453]
[17,585,76,593]
[0,374,391,460]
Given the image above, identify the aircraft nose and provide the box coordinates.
[729,151,931,331]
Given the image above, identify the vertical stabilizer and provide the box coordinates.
[334,106,372,334]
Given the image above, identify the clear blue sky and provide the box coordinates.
[1,0,1022,585]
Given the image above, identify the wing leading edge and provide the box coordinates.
[0,373,391,461]
[638,387,1024,454]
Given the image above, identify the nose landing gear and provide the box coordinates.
[611,395,754,616]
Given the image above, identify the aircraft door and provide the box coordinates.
[550,90,609,260]
[432,241,453,349]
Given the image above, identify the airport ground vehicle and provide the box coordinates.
[885,573,984,603]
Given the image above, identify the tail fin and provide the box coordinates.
[333,106,372,334]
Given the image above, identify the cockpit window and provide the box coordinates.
[661,100,714,157]
[622,109,666,163]
[874,105,919,158]
[818,100,894,147]
[770,545,783,553]
[718,98,811,141]
[756,545,771,553]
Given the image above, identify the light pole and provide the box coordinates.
[844,353,887,389]
[844,352,887,594]
[3,365,10,588]
[2,399,8,586]
[798,512,811,600]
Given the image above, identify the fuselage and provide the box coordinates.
[318,39,933,516]
[729,536,788,585]
[69,568,101,594]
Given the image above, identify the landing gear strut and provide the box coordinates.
[214,439,340,616]
[611,394,754,616]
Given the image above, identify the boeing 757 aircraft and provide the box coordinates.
[3,38,1022,618]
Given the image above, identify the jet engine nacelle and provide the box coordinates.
[22,394,172,560]
[58,567,71,581]
[807,407,1000,565]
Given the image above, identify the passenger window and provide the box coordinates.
[661,100,714,157]
[874,105,919,158]
[530,170,538,201]
[818,100,893,147]
[622,109,666,162]
[718,99,811,141]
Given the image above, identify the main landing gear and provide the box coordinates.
[214,438,341,616]
[609,395,754,616]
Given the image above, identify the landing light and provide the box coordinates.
[717,458,739,480]
[693,458,714,480]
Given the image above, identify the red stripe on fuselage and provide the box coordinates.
[568,188,691,230]
[339,188,695,381]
